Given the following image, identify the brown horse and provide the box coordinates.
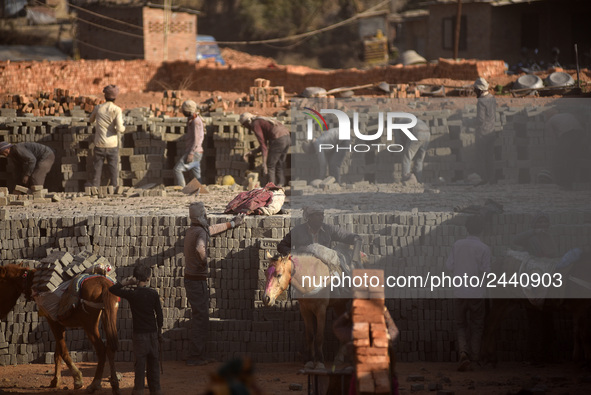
[481,251,591,366]
[263,252,349,369]
[0,263,121,394]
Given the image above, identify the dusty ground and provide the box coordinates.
[1,360,591,394]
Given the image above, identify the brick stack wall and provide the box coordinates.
[2,102,590,193]
[1,211,588,366]
[0,59,507,96]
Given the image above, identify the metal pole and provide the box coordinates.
[574,43,581,89]
[453,0,462,59]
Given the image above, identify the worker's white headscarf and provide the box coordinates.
[189,202,210,237]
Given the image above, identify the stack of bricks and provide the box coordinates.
[149,91,184,117]
[249,79,287,108]
[0,210,588,366]
[31,250,114,293]
[352,269,391,395]
[387,84,420,99]
[0,186,63,206]
[0,89,102,117]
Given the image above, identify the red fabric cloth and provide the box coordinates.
[224,183,279,215]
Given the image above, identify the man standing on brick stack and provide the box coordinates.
[240,112,290,187]
[184,202,245,366]
[473,77,497,186]
[400,118,431,184]
[446,215,491,371]
[174,100,204,186]
[89,84,125,187]
[0,141,55,189]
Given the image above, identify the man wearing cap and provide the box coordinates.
[277,204,362,264]
[174,100,204,186]
[183,202,244,366]
[240,112,290,187]
[473,77,497,186]
[0,141,55,189]
[89,84,125,187]
[401,118,431,184]
[302,128,348,184]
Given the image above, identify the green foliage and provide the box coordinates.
[237,0,330,39]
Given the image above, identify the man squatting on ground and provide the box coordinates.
[184,202,245,366]
[0,141,55,189]
[89,84,125,187]
[174,100,204,187]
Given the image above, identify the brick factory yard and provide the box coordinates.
[1,360,591,394]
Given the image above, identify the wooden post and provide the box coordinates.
[453,0,462,60]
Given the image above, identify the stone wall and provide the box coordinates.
[1,210,588,365]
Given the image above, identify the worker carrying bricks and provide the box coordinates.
[445,215,491,371]
[277,204,362,264]
[400,118,431,184]
[183,202,245,366]
[89,84,125,187]
[239,112,290,187]
[0,141,55,189]
[302,128,348,184]
[174,100,204,187]
[473,77,497,186]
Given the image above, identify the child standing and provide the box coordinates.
[110,265,163,395]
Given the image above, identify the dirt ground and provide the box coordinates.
[1,360,591,394]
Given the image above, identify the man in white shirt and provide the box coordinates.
[89,85,125,187]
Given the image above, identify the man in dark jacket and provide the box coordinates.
[277,204,362,263]
[240,112,290,187]
[0,141,55,188]
[183,202,245,366]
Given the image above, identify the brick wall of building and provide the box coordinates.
[426,3,492,61]
[142,7,196,62]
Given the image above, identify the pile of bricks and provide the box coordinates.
[0,89,102,117]
[0,186,62,206]
[248,78,287,108]
[352,269,391,394]
[32,250,113,292]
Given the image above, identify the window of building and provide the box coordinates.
[442,16,467,50]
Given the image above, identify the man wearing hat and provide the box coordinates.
[473,77,497,186]
[89,84,125,187]
[240,112,290,187]
[183,202,244,366]
[0,141,55,189]
[174,100,204,186]
[277,204,362,264]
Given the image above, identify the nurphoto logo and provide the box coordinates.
[304,108,419,153]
